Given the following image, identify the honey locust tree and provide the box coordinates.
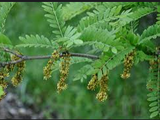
[0,2,160,118]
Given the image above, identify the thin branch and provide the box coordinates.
[69,53,99,59]
[0,48,99,67]
[1,47,23,58]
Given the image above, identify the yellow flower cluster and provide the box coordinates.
[4,64,15,73]
[87,74,98,90]
[149,59,157,70]
[0,51,26,101]
[43,50,59,80]
[0,70,9,101]
[87,70,109,102]
[10,53,26,87]
[96,74,108,102]
[57,52,70,93]
[0,79,8,89]
[146,80,155,92]
[11,65,25,87]
[0,72,9,89]
[121,50,136,79]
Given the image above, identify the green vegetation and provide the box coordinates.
[0,2,160,119]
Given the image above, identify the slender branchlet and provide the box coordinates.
[0,47,99,68]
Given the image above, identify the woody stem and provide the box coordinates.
[0,47,99,67]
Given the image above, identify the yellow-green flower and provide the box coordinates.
[121,50,136,79]
[96,91,108,102]
[87,74,98,90]
[57,52,70,93]
[11,53,26,87]
[43,50,60,80]
[96,74,109,102]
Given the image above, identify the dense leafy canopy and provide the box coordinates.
[0,2,160,119]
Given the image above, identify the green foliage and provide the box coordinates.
[16,34,58,49]
[62,2,99,21]
[139,25,160,44]
[0,33,12,45]
[0,2,15,33]
[103,2,137,8]
[61,26,83,48]
[156,6,160,25]
[125,31,140,46]
[77,5,122,32]
[134,51,154,65]
[42,2,65,38]
[110,7,155,27]
[73,64,94,82]
[129,7,155,21]
[106,46,135,70]
[147,55,160,118]
[1,2,160,119]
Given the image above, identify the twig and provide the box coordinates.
[0,47,99,67]
[2,47,23,58]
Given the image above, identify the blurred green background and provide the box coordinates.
[3,2,155,119]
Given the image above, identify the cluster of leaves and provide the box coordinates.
[0,2,160,118]
[146,50,160,118]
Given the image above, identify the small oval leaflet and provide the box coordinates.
[150,111,159,118]
[111,47,117,54]
[98,70,103,80]
[74,39,83,45]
